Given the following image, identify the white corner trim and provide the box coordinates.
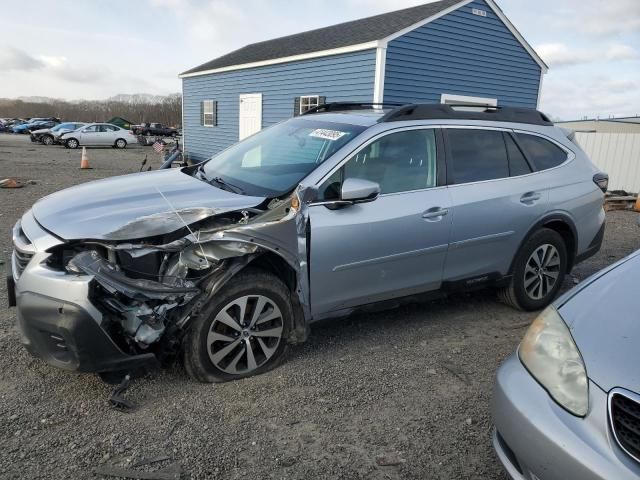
[441,93,498,106]
[179,41,380,78]
[373,46,387,104]
[483,0,548,73]
[180,81,186,153]
[379,0,475,46]
[536,73,545,109]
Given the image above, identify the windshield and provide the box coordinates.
[201,118,365,197]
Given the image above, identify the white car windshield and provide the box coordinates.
[201,118,365,197]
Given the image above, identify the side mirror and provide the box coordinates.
[341,178,380,203]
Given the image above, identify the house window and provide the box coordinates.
[202,100,217,127]
[300,96,320,115]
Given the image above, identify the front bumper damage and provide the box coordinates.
[12,187,314,376]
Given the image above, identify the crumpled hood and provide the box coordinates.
[32,168,265,241]
[558,251,640,393]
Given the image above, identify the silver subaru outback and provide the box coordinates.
[8,103,607,383]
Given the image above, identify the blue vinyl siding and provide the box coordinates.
[183,49,376,161]
[383,0,541,107]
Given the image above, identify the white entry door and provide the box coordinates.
[239,93,262,140]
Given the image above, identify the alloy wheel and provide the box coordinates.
[524,244,561,300]
[207,295,284,375]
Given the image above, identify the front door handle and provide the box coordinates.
[520,192,541,205]
[423,207,449,221]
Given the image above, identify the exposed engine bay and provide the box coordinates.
[46,192,312,365]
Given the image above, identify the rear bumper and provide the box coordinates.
[575,221,605,265]
[16,292,158,374]
[492,354,640,480]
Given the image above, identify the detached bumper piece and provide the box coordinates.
[17,292,158,374]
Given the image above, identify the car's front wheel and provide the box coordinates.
[66,138,79,149]
[41,135,54,145]
[498,228,567,311]
[183,269,292,383]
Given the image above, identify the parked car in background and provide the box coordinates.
[59,122,137,149]
[12,118,60,134]
[8,103,607,384]
[31,122,87,145]
[493,249,640,480]
[133,122,178,137]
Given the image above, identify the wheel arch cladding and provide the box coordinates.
[510,215,578,275]
[245,252,308,344]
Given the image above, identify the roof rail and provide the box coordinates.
[378,104,554,126]
[302,102,404,115]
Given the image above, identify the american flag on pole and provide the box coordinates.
[153,141,165,154]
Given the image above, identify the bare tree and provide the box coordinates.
[0,94,183,127]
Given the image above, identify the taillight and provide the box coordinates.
[593,173,609,193]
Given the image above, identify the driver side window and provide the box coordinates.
[319,128,438,200]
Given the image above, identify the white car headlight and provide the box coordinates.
[519,306,588,416]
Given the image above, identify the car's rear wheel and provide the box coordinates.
[115,139,127,149]
[66,138,79,149]
[183,269,292,383]
[498,228,567,311]
[41,135,54,145]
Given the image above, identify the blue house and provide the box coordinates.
[180,0,547,161]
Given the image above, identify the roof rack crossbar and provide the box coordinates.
[378,104,553,126]
[302,102,405,115]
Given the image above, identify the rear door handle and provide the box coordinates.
[520,192,541,205]
[423,207,449,220]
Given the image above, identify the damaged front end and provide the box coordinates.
[48,190,312,373]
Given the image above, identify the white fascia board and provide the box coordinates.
[379,0,474,47]
[179,41,380,78]
[484,0,548,73]
[373,46,387,103]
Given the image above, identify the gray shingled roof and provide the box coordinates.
[181,0,462,75]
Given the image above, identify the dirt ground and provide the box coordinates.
[0,134,638,480]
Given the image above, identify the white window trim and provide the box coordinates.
[202,100,215,127]
[441,94,498,107]
[299,95,320,115]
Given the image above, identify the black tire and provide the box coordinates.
[183,269,292,383]
[41,135,54,145]
[498,228,567,311]
[115,139,127,149]
[66,138,79,149]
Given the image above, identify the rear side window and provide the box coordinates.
[447,129,509,184]
[515,133,567,171]
[505,134,532,176]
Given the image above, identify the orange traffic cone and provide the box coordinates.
[79,147,92,170]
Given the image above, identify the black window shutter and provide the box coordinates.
[212,101,218,126]
[293,97,301,116]
[319,96,326,106]
[200,101,204,126]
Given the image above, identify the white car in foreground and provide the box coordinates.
[60,123,138,149]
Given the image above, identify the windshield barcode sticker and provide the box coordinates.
[309,129,347,141]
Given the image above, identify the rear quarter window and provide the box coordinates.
[515,133,567,171]
[447,129,509,184]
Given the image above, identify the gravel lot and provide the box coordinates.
[1,134,638,480]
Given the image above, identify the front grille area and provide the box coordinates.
[610,391,640,463]
[13,249,34,278]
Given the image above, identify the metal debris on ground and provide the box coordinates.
[109,374,136,412]
[94,464,181,480]
[0,178,24,189]
[375,453,406,467]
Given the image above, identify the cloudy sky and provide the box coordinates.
[0,0,638,120]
